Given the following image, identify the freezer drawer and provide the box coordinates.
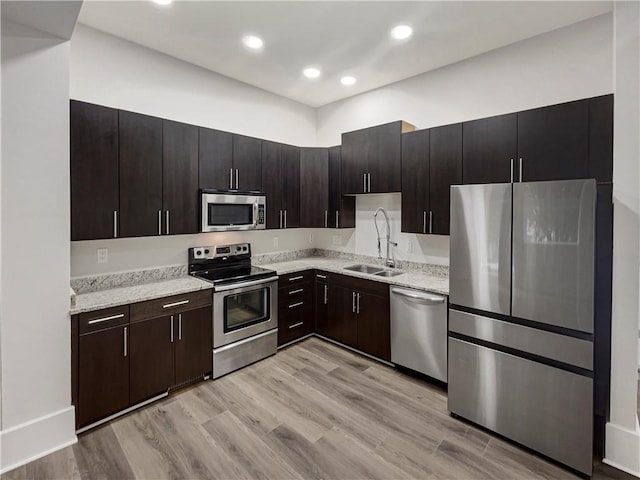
[448,337,593,475]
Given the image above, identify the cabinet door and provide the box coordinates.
[588,94,613,183]
[233,134,262,191]
[129,316,175,404]
[199,128,233,190]
[430,123,462,235]
[371,122,402,193]
[357,291,390,361]
[336,287,358,348]
[78,325,129,427]
[300,147,328,227]
[517,99,589,182]
[70,101,119,241]
[119,111,163,238]
[328,146,355,228]
[281,144,301,228]
[175,306,212,385]
[341,128,370,194]
[401,130,430,234]
[315,279,330,336]
[163,120,199,235]
[261,140,282,229]
[462,114,517,184]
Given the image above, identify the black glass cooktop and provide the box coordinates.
[191,265,275,287]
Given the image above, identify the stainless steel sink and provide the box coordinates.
[344,264,384,274]
[374,270,405,278]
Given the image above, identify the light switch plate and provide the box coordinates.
[97,248,108,264]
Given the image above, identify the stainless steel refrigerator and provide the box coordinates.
[448,179,596,476]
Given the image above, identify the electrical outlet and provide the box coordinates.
[97,248,108,264]
[332,235,342,245]
[272,236,279,247]
[308,233,314,244]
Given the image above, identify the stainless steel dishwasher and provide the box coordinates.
[390,286,448,382]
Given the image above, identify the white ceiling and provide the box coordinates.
[77,1,612,108]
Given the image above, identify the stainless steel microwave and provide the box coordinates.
[201,190,266,232]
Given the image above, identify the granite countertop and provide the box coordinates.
[259,257,449,296]
[70,276,213,315]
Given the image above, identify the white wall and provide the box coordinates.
[605,2,640,477]
[1,19,75,471]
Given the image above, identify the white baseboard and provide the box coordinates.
[604,421,640,478]
[0,406,77,474]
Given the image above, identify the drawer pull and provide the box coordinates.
[88,313,125,325]
[288,275,304,281]
[316,274,327,279]
[288,301,304,309]
[289,322,304,329]
[163,299,189,309]
[289,288,304,295]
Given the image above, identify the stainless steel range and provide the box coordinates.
[188,243,278,378]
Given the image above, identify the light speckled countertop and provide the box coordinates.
[259,258,449,296]
[70,276,213,315]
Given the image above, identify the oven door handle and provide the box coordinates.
[214,276,278,292]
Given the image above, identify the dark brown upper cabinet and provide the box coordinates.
[341,121,415,194]
[232,134,262,191]
[588,94,613,183]
[70,101,119,241]
[262,141,300,229]
[401,130,430,234]
[119,110,163,238]
[462,113,517,184]
[429,123,462,235]
[517,99,589,182]
[198,128,233,190]
[162,120,199,235]
[300,147,329,228]
[328,146,355,228]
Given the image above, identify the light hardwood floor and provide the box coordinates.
[3,337,633,479]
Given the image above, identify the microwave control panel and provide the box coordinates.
[257,204,265,226]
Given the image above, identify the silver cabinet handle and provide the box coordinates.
[113,211,118,238]
[289,288,304,295]
[510,158,514,183]
[88,313,125,325]
[289,301,304,309]
[316,274,327,279]
[356,292,361,314]
[352,291,356,313]
[363,173,367,193]
[165,210,170,235]
[284,210,287,229]
[335,210,339,228]
[178,313,182,340]
[279,210,282,229]
[170,315,174,343]
[429,211,433,234]
[289,322,304,329]
[423,211,427,234]
[229,168,234,189]
[158,210,162,235]
[163,299,189,309]
[289,275,304,281]
[324,284,328,304]
[367,173,371,193]
[123,326,127,357]
[324,210,328,228]
[519,157,523,182]
[235,169,239,189]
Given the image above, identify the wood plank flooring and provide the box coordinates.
[3,337,634,480]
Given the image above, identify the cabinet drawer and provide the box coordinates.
[279,283,313,303]
[279,289,313,313]
[279,306,313,345]
[79,305,130,334]
[279,270,312,286]
[130,289,212,322]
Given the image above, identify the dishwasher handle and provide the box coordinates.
[391,287,446,305]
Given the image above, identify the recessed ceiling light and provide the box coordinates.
[242,35,264,51]
[150,0,173,6]
[341,76,357,86]
[303,67,321,79]
[390,25,413,40]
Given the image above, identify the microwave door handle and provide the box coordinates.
[254,202,259,227]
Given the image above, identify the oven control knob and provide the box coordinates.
[243,246,248,251]
[204,249,210,254]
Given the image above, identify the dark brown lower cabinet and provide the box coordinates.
[315,274,330,336]
[175,306,213,385]
[278,277,314,346]
[77,324,129,427]
[129,315,175,405]
[356,291,390,360]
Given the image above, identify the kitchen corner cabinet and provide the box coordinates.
[341,121,415,194]
[162,120,199,235]
[70,100,119,241]
[328,146,355,228]
[119,110,163,238]
[262,141,300,229]
[300,148,329,228]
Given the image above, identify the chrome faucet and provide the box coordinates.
[373,207,397,268]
